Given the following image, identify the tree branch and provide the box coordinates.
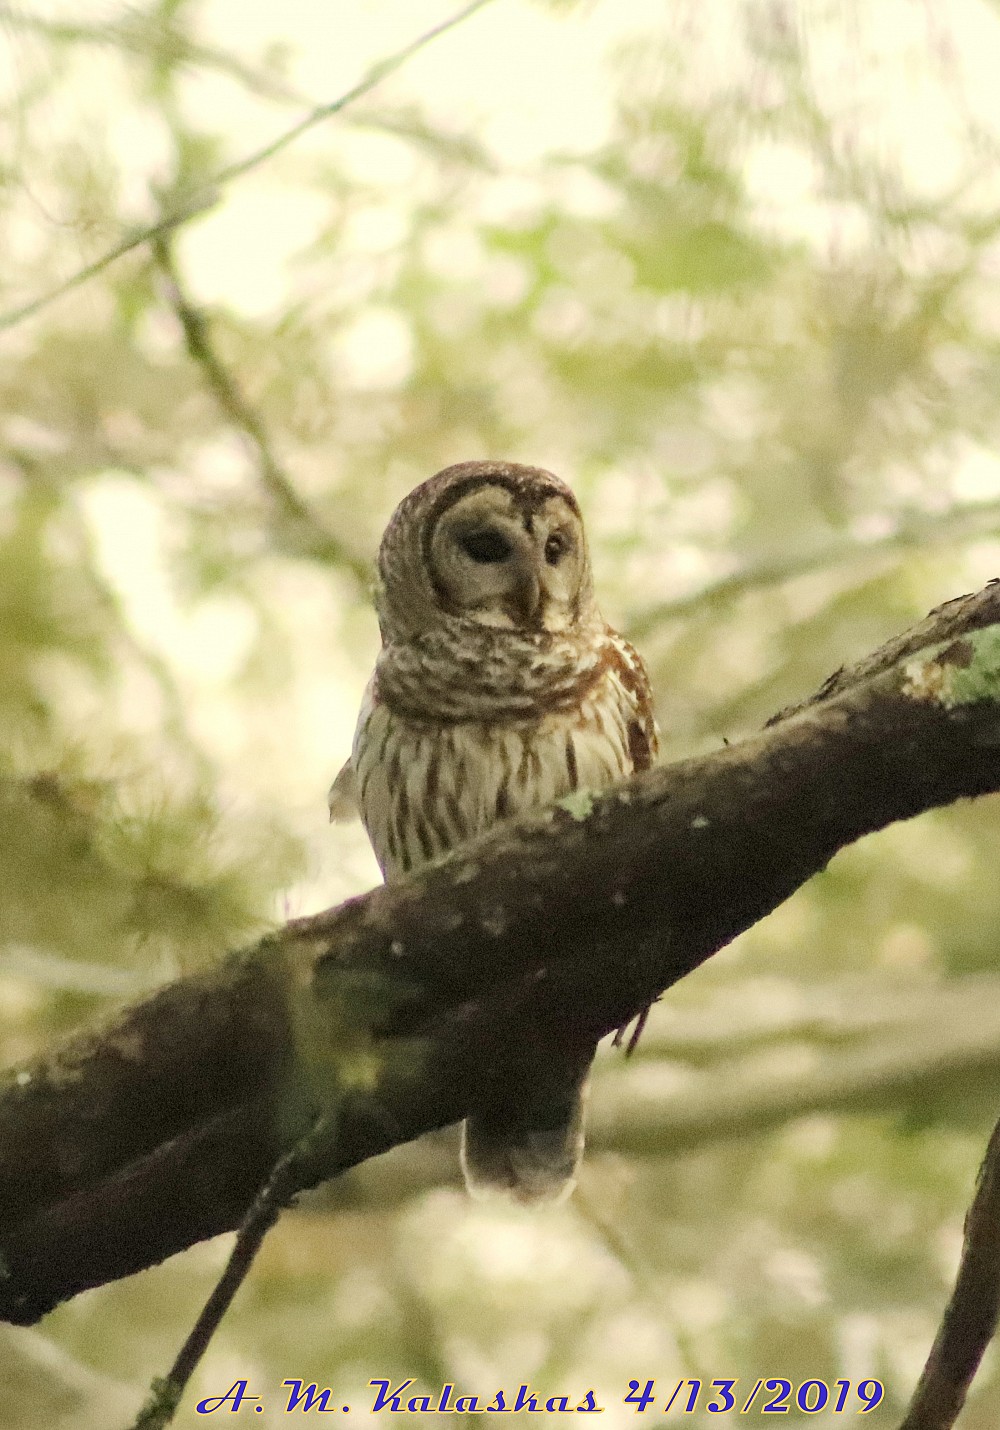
[0,5,313,108]
[900,1115,1000,1430]
[628,502,1000,635]
[131,1113,331,1430]
[0,0,497,334]
[152,237,370,579]
[3,584,1000,1329]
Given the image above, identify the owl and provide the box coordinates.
[329,460,658,1204]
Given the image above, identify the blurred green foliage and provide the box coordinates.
[3,0,1000,1425]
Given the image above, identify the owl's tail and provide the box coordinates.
[460,1062,591,1206]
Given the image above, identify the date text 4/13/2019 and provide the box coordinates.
[628,1378,884,1415]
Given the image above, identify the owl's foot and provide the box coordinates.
[612,1000,656,1057]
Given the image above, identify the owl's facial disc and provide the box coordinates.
[428,484,586,632]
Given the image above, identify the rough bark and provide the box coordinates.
[3,584,1000,1324]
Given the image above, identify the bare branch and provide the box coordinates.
[628,500,1000,636]
[592,983,1000,1157]
[0,0,498,334]
[899,1116,1000,1430]
[131,1114,330,1430]
[152,236,370,579]
[0,4,313,107]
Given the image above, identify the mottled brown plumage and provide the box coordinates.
[329,460,657,1203]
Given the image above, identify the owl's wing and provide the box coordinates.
[606,632,659,772]
[327,759,359,823]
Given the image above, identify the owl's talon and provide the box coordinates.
[614,1002,654,1057]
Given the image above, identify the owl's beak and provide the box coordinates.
[507,545,542,627]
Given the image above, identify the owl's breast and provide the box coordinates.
[352,663,649,882]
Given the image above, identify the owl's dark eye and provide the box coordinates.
[544,531,570,565]
[460,528,512,564]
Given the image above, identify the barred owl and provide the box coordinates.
[329,460,658,1205]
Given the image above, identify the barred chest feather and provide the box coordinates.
[351,631,656,881]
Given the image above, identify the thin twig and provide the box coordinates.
[628,497,1000,637]
[152,236,369,579]
[0,4,312,107]
[130,1113,333,1430]
[899,1116,1000,1430]
[0,0,498,334]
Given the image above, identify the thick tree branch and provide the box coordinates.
[3,585,1000,1326]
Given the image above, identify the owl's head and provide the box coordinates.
[376,461,597,641]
